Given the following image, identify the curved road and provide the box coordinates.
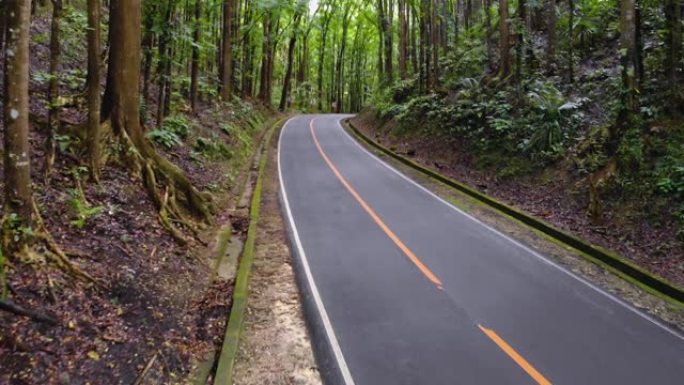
[278,115,684,385]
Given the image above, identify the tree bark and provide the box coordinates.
[398,0,408,79]
[498,0,511,79]
[44,0,62,180]
[619,0,637,113]
[220,0,234,100]
[568,0,575,83]
[103,0,212,230]
[280,7,303,112]
[86,0,102,181]
[546,0,556,73]
[155,0,174,125]
[666,0,682,117]
[0,0,7,56]
[3,0,33,235]
[190,0,201,110]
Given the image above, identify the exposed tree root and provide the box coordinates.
[0,299,59,325]
[30,200,97,284]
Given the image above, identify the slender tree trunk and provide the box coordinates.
[318,14,331,111]
[241,0,254,98]
[431,0,440,87]
[280,9,302,112]
[220,0,234,100]
[3,0,33,236]
[141,4,155,107]
[619,0,637,113]
[635,1,644,88]
[515,0,526,82]
[258,11,272,105]
[156,0,173,125]
[546,0,556,73]
[190,0,201,110]
[0,1,7,55]
[666,0,682,117]
[399,0,408,79]
[484,0,493,71]
[335,7,352,113]
[410,4,418,74]
[499,0,511,78]
[568,0,575,83]
[86,0,102,182]
[45,0,62,181]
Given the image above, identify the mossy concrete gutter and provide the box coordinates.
[213,118,286,385]
[345,119,684,307]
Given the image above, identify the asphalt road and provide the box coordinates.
[278,114,684,385]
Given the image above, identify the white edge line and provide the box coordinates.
[278,116,357,385]
[336,117,684,341]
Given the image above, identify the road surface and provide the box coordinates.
[277,114,684,385]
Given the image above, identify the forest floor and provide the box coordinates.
[232,131,321,385]
[0,17,278,382]
[351,112,684,289]
[0,101,275,384]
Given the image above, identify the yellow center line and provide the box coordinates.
[478,325,553,385]
[309,118,443,288]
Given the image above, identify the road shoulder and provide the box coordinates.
[232,126,322,385]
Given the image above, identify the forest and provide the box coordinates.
[1,0,683,383]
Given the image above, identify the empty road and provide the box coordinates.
[278,114,684,385]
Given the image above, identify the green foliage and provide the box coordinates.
[147,115,192,149]
[147,129,182,149]
[161,115,191,138]
[194,135,233,159]
[67,189,103,229]
[523,81,586,161]
[3,213,34,243]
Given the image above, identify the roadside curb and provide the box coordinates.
[213,117,286,385]
[345,119,684,307]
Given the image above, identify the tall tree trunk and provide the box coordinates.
[241,0,254,98]
[103,0,212,233]
[378,0,393,84]
[568,0,575,83]
[484,0,493,71]
[3,0,33,239]
[335,7,352,113]
[410,4,418,74]
[0,0,7,55]
[86,0,102,182]
[156,0,173,126]
[258,11,271,104]
[44,0,62,181]
[190,0,201,110]
[317,10,332,111]
[141,3,155,109]
[280,8,303,112]
[220,0,234,100]
[635,1,644,87]
[499,0,511,79]
[546,0,556,73]
[619,0,637,113]
[515,0,526,82]
[666,0,682,117]
[399,0,408,79]
[431,0,440,87]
